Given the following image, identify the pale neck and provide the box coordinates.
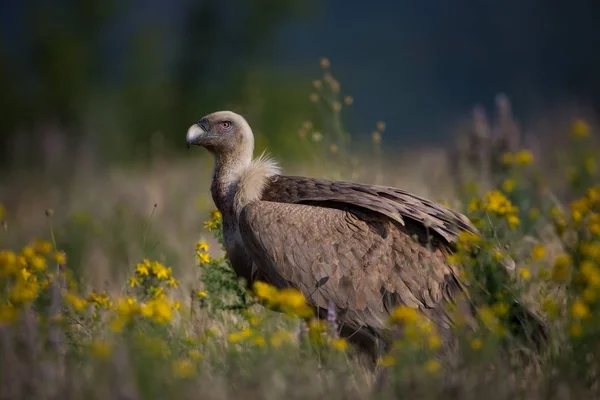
[210,149,253,219]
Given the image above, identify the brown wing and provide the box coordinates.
[261,175,477,245]
[238,201,466,331]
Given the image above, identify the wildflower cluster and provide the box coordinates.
[379,306,442,374]
[253,281,313,319]
[128,259,179,300]
[468,190,520,230]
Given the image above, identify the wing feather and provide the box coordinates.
[239,200,462,330]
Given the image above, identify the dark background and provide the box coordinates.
[1,0,599,169]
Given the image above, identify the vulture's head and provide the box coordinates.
[186,111,254,158]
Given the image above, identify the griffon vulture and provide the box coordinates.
[186,111,546,361]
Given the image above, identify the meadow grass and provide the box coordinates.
[1,60,600,399]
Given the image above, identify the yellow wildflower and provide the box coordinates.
[252,336,266,347]
[531,244,545,261]
[128,277,140,288]
[21,268,31,281]
[492,303,509,317]
[34,240,53,254]
[379,354,396,367]
[518,268,531,280]
[173,359,196,378]
[508,215,520,229]
[501,152,514,165]
[502,179,516,193]
[470,338,482,350]
[428,335,442,350]
[167,277,179,288]
[66,293,87,311]
[197,290,208,298]
[53,252,67,265]
[331,338,349,351]
[580,261,600,287]
[424,359,441,373]
[196,241,210,252]
[30,255,46,271]
[22,246,35,259]
[570,323,583,337]
[390,305,419,324]
[198,253,210,264]
[276,288,307,309]
[135,263,150,276]
[153,264,170,280]
[0,304,16,325]
[515,150,534,166]
[253,281,278,303]
[188,349,203,360]
[571,300,590,319]
[270,331,293,348]
[228,328,252,343]
[572,119,590,139]
[551,254,571,282]
[583,288,597,303]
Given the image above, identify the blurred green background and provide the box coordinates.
[2,0,600,174]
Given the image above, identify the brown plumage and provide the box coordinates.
[186,111,545,362]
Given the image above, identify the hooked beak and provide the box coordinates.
[186,118,210,149]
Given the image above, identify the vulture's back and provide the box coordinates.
[238,175,480,335]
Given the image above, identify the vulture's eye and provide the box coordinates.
[219,121,232,131]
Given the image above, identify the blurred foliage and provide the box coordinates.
[0,0,315,171]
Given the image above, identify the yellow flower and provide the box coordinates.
[153,264,170,280]
[424,359,441,373]
[331,338,349,351]
[53,252,67,265]
[135,263,150,276]
[0,304,16,325]
[128,277,140,288]
[34,240,53,254]
[571,300,590,319]
[518,268,531,280]
[570,323,583,337]
[583,288,596,303]
[514,150,534,166]
[379,354,396,367]
[30,255,46,271]
[270,331,293,348]
[428,335,441,350]
[195,241,209,252]
[188,349,203,360]
[66,293,87,311]
[253,281,278,303]
[572,119,591,139]
[229,328,252,343]
[551,254,571,282]
[252,336,266,347]
[167,277,179,288]
[531,244,545,261]
[390,305,419,324]
[21,268,31,281]
[502,179,516,193]
[210,209,222,222]
[501,153,514,165]
[198,253,210,264]
[585,157,597,176]
[542,298,559,319]
[197,290,208,298]
[580,261,600,287]
[173,359,196,378]
[470,338,482,350]
[22,246,35,259]
[507,215,520,229]
[492,303,509,317]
